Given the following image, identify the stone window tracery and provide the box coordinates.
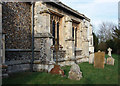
[50,14,61,45]
[72,22,79,47]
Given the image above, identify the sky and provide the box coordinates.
[60,0,119,33]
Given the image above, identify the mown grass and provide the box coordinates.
[2,54,119,84]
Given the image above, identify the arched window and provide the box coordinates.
[72,27,74,39]
[52,20,55,45]
[75,27,77,47]
[57,22,59,45]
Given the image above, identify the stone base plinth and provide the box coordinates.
[7,64,30,73]
[33,64,54,72]
[58,60,75,66]
[76,57,89,63]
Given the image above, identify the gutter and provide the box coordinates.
[31,2,34,72]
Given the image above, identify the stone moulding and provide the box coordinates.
[65,37,74,41]
[34,33,53,38]
[72,19,80,24]
[39,9,51,14]
[5,49,32,52]
[5,60,31,66]
[48,9,64,18]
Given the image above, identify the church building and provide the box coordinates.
[0,0,94,73]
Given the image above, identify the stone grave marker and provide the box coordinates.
[94,52,105,69]
[108,48,112,57]
[107,57,115,65]
[107,48,115,65]
[68,63,82,80]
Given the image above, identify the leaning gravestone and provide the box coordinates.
[68,63,82,80]
[107,48,115,65]
[94,52,105,69]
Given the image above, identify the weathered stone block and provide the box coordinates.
[7,64,30,73]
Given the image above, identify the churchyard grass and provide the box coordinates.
[3,54,119,84]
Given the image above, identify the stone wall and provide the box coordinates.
[1,1,94,73]
[2,2,32,49]
[2,2,32,73]
[34,2,53,64]
[41,2,91,64]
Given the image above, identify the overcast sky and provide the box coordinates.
[60,0,119,32]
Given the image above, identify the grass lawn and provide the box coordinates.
[2,54,119,84]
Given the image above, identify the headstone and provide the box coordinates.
[89,53,94,64]
[107,57,115,65]
[108,48,112,57]
[68,63,82,80]
[107,48,114,65]
[94,52,105,68]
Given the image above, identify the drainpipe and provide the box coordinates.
[31,2,34,72]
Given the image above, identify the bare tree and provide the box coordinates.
[97,22,116,42]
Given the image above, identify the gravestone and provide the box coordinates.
[108,48,112,57]
[94,52,105,68]
[89,53,94,64]
[68,63,82,80]
[107,48,114,65]
[107,57,115,65]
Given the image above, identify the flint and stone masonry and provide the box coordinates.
[1,1,94,73]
